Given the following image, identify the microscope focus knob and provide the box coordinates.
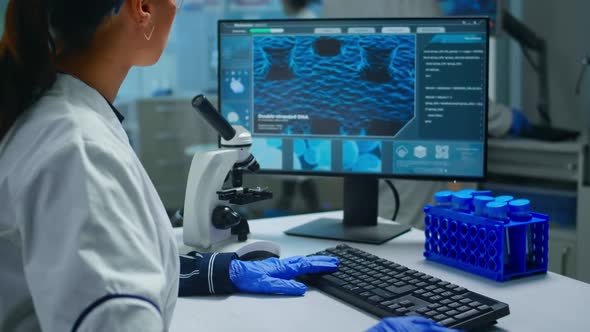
[212,206,242,230]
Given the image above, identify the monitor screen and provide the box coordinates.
[218,17,489,181]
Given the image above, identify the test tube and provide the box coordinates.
[456,189,476,196]
[495,195,514,203]
[452,192,473,213]
[473,195,495,217]
[472,190,493,197]
[434,191,454,208]
[487,201,510,266]
[509,199,533,265]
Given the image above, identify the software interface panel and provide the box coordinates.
[219,19,488,178]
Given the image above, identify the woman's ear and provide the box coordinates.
[127,0,153,28]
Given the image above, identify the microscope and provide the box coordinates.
[182,95,280,259]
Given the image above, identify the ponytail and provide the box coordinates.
[0,0,57,141]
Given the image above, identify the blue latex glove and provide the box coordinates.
[367,317,461,332]
[509,109,531,136]
[229,256,339,295]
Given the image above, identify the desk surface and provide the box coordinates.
[171,212,590,332]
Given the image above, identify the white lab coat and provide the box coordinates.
[0,74,179,331]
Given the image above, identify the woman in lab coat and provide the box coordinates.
[0,1,458,331]
[0,1,341,331]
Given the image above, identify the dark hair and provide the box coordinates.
[285,0,320,12]
[0,0,121,141]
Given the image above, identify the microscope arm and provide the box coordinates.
[183,148,241,248]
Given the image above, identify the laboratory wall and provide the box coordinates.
[521,0,590,131]
[0,0,6,36]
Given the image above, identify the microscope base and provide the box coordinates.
[176,232,281,260]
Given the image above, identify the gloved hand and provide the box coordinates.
[229,255,339,295]
[366,317,461,332]
[509,108,531,136]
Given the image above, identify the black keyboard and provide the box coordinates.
[301,244,510,331]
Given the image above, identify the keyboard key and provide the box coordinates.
[453,287,468,294]
[323,275,347,286]
[422,292,434,298]
[425,310,438,317]
[386,285,416,295]
[416,282,428,287]
[414,289,426,295]
[451,295,464,301]
[380,300,397,307]
[478,305,491,312]
[457,306,471,312]
[433,288,445,294]
[405,311,422,318]
[351,287,365,294]
[440,318,457,327]
[469,301,482,307]
[430,295,443,301]
[459,298,471,304]
[448,303,460,309]
[427,303,441,309]
[447,310,459,316]
[455,309,480,320]
[378,283,389,288]
[371,289,394,299]
[368,295,384,303]
[441,291,454,297]
[387,304,401,311]
[440,299,452,305]
[399,300,413,307]
[395,307,409,314]
[365,285,376,291]
[416,307,430,313]
[425,285,437,291]
[436,306,450,312]
[359,291,372,298]
[434,314,447,321]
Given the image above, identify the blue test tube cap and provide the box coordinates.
[509,199,531,212]
[472,190,493,196]
[452,192,473,212]
[495,195,514,203]
[434,190,454,204]
[508,199,532,221]
[456,189,476,196]
[453,192,473,204]
[486,201,509,222]
[473,196,494,209]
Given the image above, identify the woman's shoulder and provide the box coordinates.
[0,91,133,195]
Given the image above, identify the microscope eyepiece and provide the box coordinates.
[192,94,236,141]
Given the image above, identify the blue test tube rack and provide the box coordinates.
[423,191,549,282]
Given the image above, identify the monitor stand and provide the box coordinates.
[284,176,411,244]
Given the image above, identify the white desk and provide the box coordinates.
[171,212,590,332]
